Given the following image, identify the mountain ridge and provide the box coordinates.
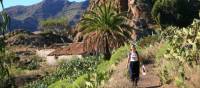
[5,0,89,32]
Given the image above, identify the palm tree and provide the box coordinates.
[80,3,132,60]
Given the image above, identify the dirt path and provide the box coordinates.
[102,58,161,88]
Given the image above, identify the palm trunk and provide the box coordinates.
[104,49,111,60]
[120,0,128,11]
[104,37,111,60]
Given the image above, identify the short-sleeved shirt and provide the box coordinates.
[128,51,138,61]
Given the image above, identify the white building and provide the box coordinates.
[36,42,86,65]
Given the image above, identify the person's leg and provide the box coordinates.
[134,79,138,88]
[135,61,140,86]
[129,62,134,81]
[129,61,136,87]
[131,61,138,87]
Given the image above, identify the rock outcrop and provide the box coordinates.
[6,31,72,47]
[73,0,154,42]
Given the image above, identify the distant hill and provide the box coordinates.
[5,0,89,32]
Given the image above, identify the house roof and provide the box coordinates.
[48,42,86,56]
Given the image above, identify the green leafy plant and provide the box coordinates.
[25,56,100,88]
[72,44,129,88]
[19,55,43,70]
[47,44,129,88]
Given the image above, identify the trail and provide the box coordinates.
[102,58,161,88]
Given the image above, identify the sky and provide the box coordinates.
[2,0,86,9]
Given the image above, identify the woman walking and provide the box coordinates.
[127,44,140,87]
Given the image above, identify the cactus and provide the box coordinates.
[160,19,200,86]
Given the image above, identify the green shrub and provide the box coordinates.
[25,56,100,88]
[48,79,70,88]
[175,77,185,88]
[70,74,88,88]
[89,44,129,87]
[48,44,130,88]
[0,51,17,88]
[96,61,110,73]
[19,55,43,70]
[109,44,130,64]
[62,44,130,88]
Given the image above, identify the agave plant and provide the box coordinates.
[0,0,10,53]
[0,0,3,9]
[80,3,132,60]
[0,0,12,87]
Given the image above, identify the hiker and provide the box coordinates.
[127,44,140,87]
